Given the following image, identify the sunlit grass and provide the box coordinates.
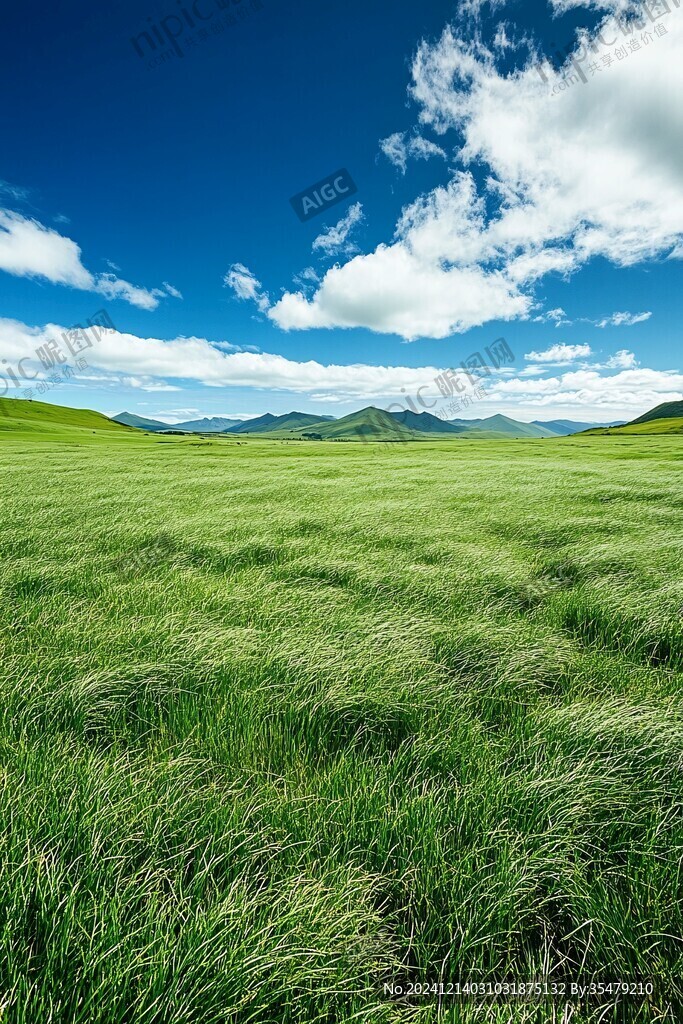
[0,429,681,1022]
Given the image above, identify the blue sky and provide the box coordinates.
[1,0,681,423]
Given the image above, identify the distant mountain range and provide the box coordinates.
[3,396,680,441]
[168,416,244,432]
[112,408,632,440]
[532,418,625,435]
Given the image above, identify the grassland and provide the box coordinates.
[0,411,681,1022]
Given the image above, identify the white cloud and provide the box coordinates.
[269,5,683,341]
[379,131,447,174]
[0,210,93,289]
[0,316,449,400]
[532,307,572,326]
[486,365,683,418]
[605,348,638,368]
[270,174,530,339]
[532,308,652,328]
[0,209,174,310]
[525,343,592,362]
[120,377,183,392]
[270,239,529,340]
[410,13,683,267]
[224,263,270,313]
[312,203,364,257]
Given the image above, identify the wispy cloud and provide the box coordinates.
[533,309,652,329]
[312,203,364,257]
[163,281,183,300]
[532,307,572,327]
[223,262,270,312]
[593,311,652,328]
[379,131,447,175]
[0,180,30,202]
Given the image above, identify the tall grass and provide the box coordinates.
[0,432,681,1022]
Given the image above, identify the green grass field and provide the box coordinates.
[1,411,682,1022]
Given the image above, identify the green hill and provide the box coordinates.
[254,412,335,435]
[466,415,560,439]
[294,406,418,441]
[628,401,683,425]
[585,417,683,436]
[582,402,683,436]
[113,412,170,431]
[389,410,467,434]
[1,398,133,437]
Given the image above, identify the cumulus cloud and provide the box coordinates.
[312,203,364,257]
[224,263,270,313]
[525,343,592,363]
[379,131,447,174]
[0,209,176,310]
[410,12,683,268]
[270,174,530,339]
[270,5,683,341]
[270,241,528,340]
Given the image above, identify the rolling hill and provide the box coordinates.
[583,402,683,435]
[466,415,560,439]
[585,418,683,436]
[628,401,683,425]
[227,412,336,435]
[287,407,419,441]
[1,398,133,437]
